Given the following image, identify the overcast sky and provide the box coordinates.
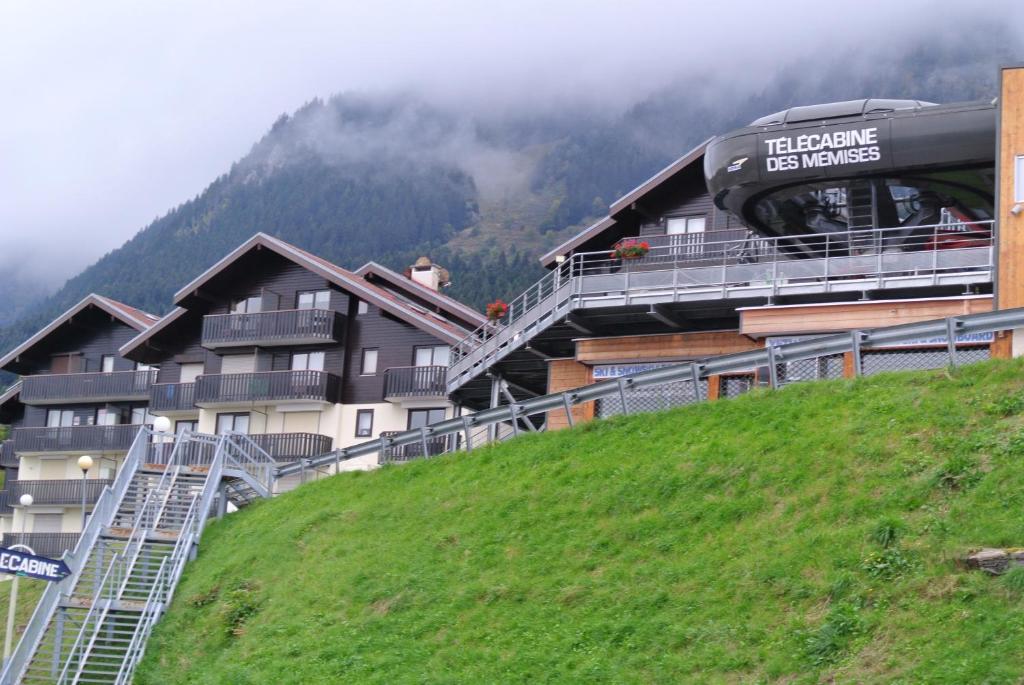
[0,0,1015,290]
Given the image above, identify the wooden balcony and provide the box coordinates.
[384,366,448,401]
[201,309,343,349]
[0,440,16,468]
[193,370,341,406]
[12,424,143,455]
[149,382,196,413]
[7,478,112,506]
[1,532,80,557]
[248,433,333,462]
[19,369,158,405]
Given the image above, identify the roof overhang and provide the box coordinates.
[354,261,486,327]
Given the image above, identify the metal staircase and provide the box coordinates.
[0,428,275,685]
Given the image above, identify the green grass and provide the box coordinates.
[137,359,1024,684]
[0,577,46,650]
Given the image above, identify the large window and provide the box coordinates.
[355,409,374,437]
[407,408,446,429]
[297,290,330,310]
[361,349,378,375]
[46,409,75,428]
[666,216,706,258]
[231,296,261,314]
[216,412,250,435]
[291,351,325,371]
[413,345,449,367]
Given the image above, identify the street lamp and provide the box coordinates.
[153,416,171,434]
[77,455,93,530]
[4,494,34,660]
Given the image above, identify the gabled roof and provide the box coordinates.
[126,233,473,355]
[0,294,157,371]
[540,138,713,268]
[354,261,487,327]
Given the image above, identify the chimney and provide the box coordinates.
[409,256,450,291]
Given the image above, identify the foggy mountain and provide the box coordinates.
[0,28,1018,364]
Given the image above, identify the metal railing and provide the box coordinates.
[194,370,341,405]
[0,533,81,558]
[279,306,1024,479]
[384,366,447,400]
[201,308,342,348]
[12,423,145,454]
[149,381,196,412]
[448,220,995,391]
[247,432,333,462]
[19,369,157,404]
[7,478,113,506]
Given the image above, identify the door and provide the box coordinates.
[666,216,707,258]
[49,353,81,374]
[179,363,204,384]
[220,354,256,375]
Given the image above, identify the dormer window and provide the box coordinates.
[666,215,707,257]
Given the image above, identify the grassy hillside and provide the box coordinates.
[137,360,1024,683]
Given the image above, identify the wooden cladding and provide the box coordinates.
[201,308,343,349]
[20,370,157,404]
[546,359,594,430]
[998,66,1024,310]
[193,370,341,405]
[576,331,762,364]
[740,297,993,337]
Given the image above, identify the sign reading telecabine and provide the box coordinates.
[0,547,71,582]
[759,122,890,177]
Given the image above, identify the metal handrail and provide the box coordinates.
[448,220,996,375]
[279,305,1024,478]
[55,552,124,684]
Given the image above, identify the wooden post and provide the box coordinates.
[842,351,856,379]
[707,375,721,401]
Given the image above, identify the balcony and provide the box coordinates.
[7,478,112,506]
[19,369,157,405]
[150,382,196,413]
[201,309,343,349]
[194,370,341,406]
[379,431,452,463]
[12,424,143,455]
[0,440,16,468]
[248,433,333,462]
[1,532,79,557]
[384,366,447,401]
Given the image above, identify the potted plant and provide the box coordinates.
[486,299,509,323]
[610,239,651,260]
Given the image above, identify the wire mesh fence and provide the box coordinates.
[861,346,990,376]
[596,378,708,418]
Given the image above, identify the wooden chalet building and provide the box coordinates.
[0,295,159,556]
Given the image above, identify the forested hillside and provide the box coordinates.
[0,30,1018,362]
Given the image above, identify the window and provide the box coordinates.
[46,409,75,428]
[179,362,204,384]
[413,345,449,367]
[356,300,369,315]
[297,290,330,310]
[97,408,119,426]
[231,296,261,314]
[216,413,250,435]
[407,408,447,429]
[291,351,326,371]
[666,215,707,258]
[101,355,115,373]
[1016,154,1024,203]
[175,420,198,435]
[361,349,378,375]
[355,409,374,437]
[131,407,156,425]
[32,514,64,534]
[136,362,156,372]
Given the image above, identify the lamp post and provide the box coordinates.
[4,494,34,661]
[77,455,93,531]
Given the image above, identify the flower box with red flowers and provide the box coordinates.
[610,239,651,260]
[486,299,509,322]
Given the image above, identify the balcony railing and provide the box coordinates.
[1,532,80,558]
[0,490,11,514]
[12,424,143,454]
[149,382,196,412]
[448,220,995,392]
[384,366,447,400]
[194,370,341,406]
[7,479,113,506]
[19,370,157,405]
[201,308,343,349]
[379,431,452,463]
[248,433,333,462]
[0,440,16,468]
